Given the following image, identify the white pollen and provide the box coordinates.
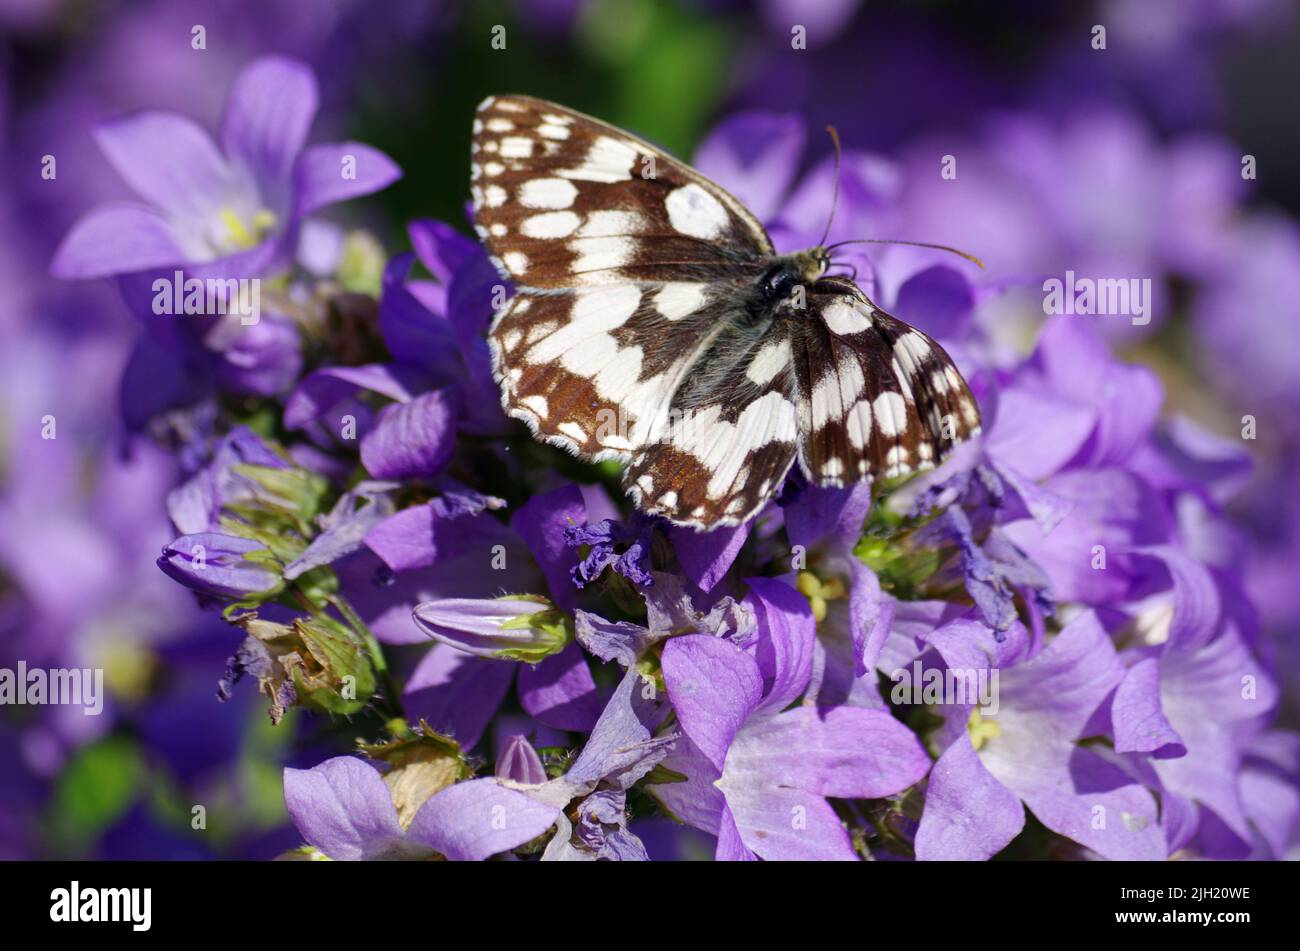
[664,183,730,240]
[822,300,871,335]
[520,178,578,209]
[500,136,534,159]
[521,211,581,239]
[746,338,791,386]
[652,282,707,321]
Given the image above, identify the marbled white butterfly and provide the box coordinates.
[471,95,981,528]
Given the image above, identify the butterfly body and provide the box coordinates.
[470,95,981,528]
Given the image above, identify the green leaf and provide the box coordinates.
[50,736,144,850]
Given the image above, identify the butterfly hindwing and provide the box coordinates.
[623,318,800,525]
[794,283,981,487]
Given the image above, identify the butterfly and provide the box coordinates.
[470,94,981,528]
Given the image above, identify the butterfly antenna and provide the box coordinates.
[826,237,986,270]
[817,125,843,249]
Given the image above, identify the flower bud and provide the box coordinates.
[411,595,568,663]
[158,532,283,601]
[495,734,547,785]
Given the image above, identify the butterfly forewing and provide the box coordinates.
[471,95,771,289]
[471,95,984,528]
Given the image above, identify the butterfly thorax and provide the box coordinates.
[760,249,830,299]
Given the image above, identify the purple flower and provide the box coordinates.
[916,612,1166,860]
[283,756,559,861]
[651,577,930,860]
[496,734,548,785]
[411,596,568,662]
[157,532,283,601]
[51,56,400,280]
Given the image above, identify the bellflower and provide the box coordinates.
[651,577,930,860]
[283,756,559,861]
[916,612,1166,860]
[50,56,400,281]
[411,596,569,663]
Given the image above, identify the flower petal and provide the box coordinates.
[510,483,587,611]
[402,646,514,750]
[1111,656,1185,758]
[360,388,459,480]
[294,142,402,217]
[518,643,603,732]
[221,56,318,193]
[915,735,1024,861]
[407,778,560,861]
[283,756,407,861]
[692,112,805,223]
[724,705,930,800]
[51,205,186,278]
[745,575,815,714]
[94,112,236,221]
[670,520,751,593]
[662,635,763,772]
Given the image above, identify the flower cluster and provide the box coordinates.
[21,3,1299,862]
